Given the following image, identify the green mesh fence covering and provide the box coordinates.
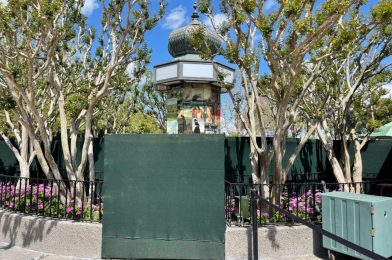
[102,134,225,259]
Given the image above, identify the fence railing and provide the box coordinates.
[0,174,103,222]
[225,179,392,225]
[286,171,322,182]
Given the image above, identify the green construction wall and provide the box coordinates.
[0,138,104,179]
[0,141,19,175]
[361,139,392,179]
[0,137,390,183]
[225,137,328,183]
[224,137,392,183]
[102,135,225,259]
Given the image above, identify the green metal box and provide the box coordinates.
[234,195,250,223]
[322,192,392,259]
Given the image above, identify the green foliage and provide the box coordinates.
[227,132,240,137]
[241,0,256,14]
[128,112,161,134]
[0,88,15,111]
[92,68,164,135]
[354,87,392,133]
[371,0,392,36]
[140,72,166,132]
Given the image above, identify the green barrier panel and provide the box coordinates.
[224,137,329,183]
[361,139,392,179]
[102,134,225,259]
[1,137,390,182]
[0,142,18,174]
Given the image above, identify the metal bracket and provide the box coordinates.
[371,228,375,237]
[370,207,375,215]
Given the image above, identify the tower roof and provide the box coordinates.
[168,2,221,59]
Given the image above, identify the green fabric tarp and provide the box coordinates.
[102,134,225,259]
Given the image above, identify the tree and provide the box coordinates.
[0,86,35,178]
[0,0,73,180]
[198,0,361,199]
[304,0,391,190]
[140,71,166,132]
[365,88,392,130]
[92,68,165,135]
[95,76,163,135]
[94,68,147,135]
[0,0,165,200]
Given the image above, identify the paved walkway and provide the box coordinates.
[0,243,98,260]
[0,242,326,260]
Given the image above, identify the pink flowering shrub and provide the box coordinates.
[0,182,102,221]
[258,188,342,223]
[227,187,344,224]
[282,189,322,221]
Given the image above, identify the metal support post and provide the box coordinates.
[251,189,258,260]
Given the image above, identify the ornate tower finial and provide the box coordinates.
[192,1,199,20]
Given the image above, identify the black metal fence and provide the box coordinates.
[2,173,392,226]
[0,174,103,222]
[286,171,323,182]
[225,179,392,226]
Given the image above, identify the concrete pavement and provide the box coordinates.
[0,242,327,260]
[0,242,99,260]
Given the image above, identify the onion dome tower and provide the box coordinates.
[153,1,235,134]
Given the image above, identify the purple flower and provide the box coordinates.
[76,210,82,216]
[38,204,44,209]
[66,207,73,214]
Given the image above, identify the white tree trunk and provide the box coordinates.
[58,91,76,180]
[283,123,318,183]
[87,138,95,203]
[0,124,34,179]
[88,138,95,182]
[259,153,270,199]
[317,125,349,191]
[250,142,260,184]
[272,135,284,204]
[341,133,352,186]
[351,130,364,194]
